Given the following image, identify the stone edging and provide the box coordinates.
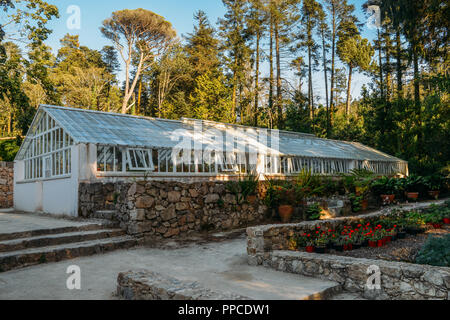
[247,199,447,262]
[117,270,250,300]
[246,199,450,300]
[265,250,450,300]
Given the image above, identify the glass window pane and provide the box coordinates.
[115,148,123,172]
[97,146,105,172]
[105,147,114,172]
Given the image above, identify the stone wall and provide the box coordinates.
[117,270,249,300]
[266,251,450,300]
[0,162,13,208]
[246,200,450,300]
[79,181,268,240]
[247,200,446,261]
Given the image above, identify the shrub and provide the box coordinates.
[415,235,450,267]
[306,203,322,221]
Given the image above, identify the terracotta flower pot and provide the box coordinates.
[361,199,369,211]
[443,218,450,225]
[247,195,257,205]
[406,192,419,201]
[278,205,294,223]
[381,194,395,205]
[306,246,315,253]
[428,191,440,200]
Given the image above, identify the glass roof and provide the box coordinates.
[15,105,407,164]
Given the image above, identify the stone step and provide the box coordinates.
[0,236,138,273]
[0,222,114,242]
[117,268,343,301]
[92,211,116,220]
[0,229,126,253]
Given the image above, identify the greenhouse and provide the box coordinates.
[13,105,408,216]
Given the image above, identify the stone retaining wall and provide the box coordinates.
[0,162,13,208]
[247,200,446,262]
[117,270,249,300]
[266,251,450,300]
[79,181,268,240]
[246,199,450,300]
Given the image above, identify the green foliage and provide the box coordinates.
[225,174,259,205]
[190,71,234,123]
[306,203,322,221]
[0,138,21,161]
[294,169,324,199]
[371,176,400,196]
[416,235,450,267]
[423,175,446,191]
[349,193,363,213]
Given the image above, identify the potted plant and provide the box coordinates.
[276,186,296,223]
[402,175,424,201]
[371,176,398,205]
[424,175,444,200]
[314,233,329,254]
[301,233,315,253]
[342,235,353,251]
[442,209,450,224]
[332,236,345,252]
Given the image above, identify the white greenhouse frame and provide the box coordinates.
[22,112,74,181]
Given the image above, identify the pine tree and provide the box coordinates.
[219,0,252,123]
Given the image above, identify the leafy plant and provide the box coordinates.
[423,175,445,191]
[226,174,259,205]
[306,203,322,221]
[400,175,425,192]
[294,169,324,199]
[349,193,363,213]
[371,176,400,196]
[416,235,450,267]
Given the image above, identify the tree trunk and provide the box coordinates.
[322,29,330,136]
[269,16,274,128]
[308,43,313,122]
[329,3,336,127]
[413,44,422,151]
[275,23,282,129]
[346,65,353,116]
[396,29,403,98]
[137,78,142,115]
[254,31,260,127]
[378,29,384,100]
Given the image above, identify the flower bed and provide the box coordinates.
[289,202,450,265]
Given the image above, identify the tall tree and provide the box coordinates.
[247,0,268,127]
[101,9,176,114]
[338,35,374,115]
[268,0,299,129]
[317,5,331,135]
[219,0,252,123]
[324,0,356,124]
[185,10,221,79]
[295,0,322,123]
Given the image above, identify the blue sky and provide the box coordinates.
[43,0,376,104]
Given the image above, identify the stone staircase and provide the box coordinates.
[0,221,137,273]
